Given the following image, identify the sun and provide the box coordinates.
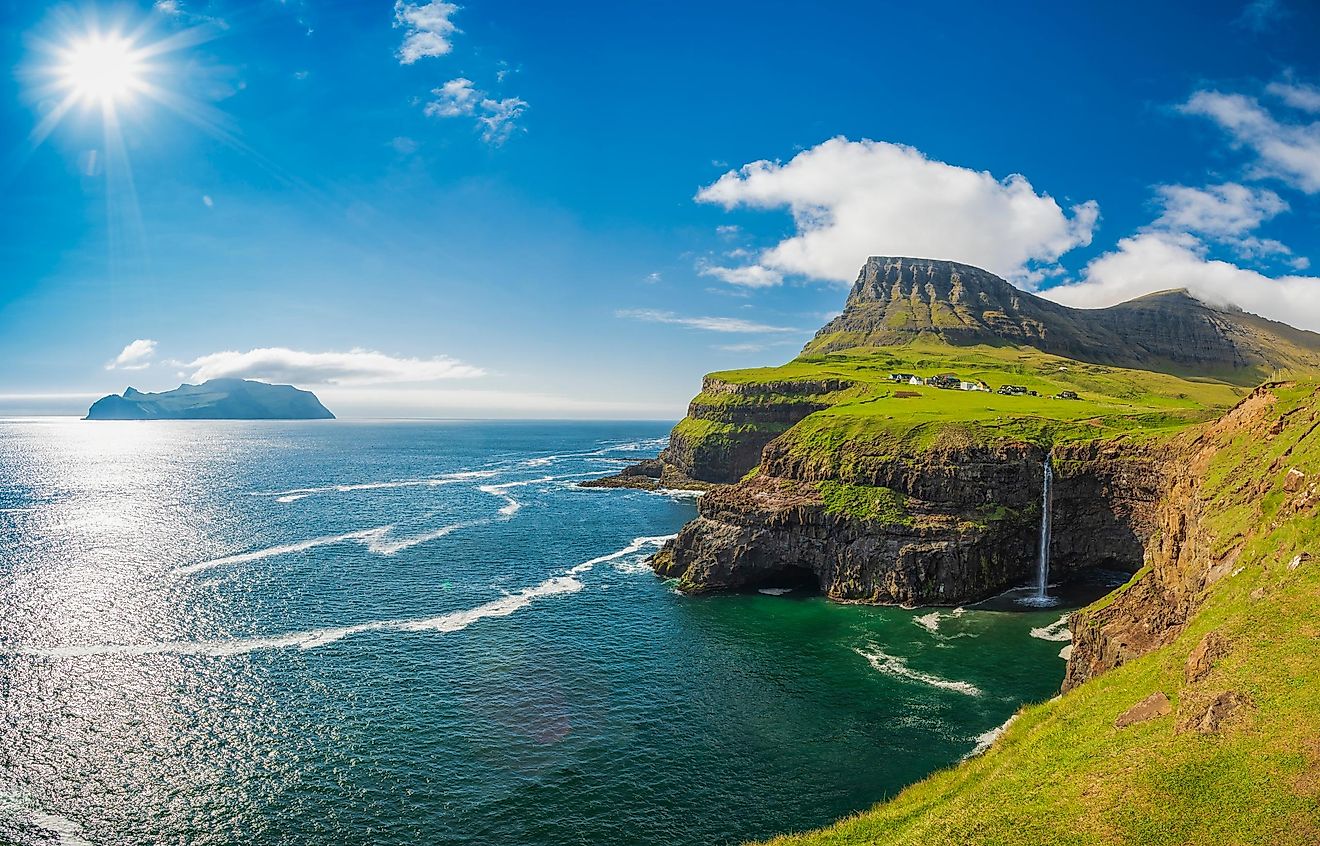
[59,34,145,106]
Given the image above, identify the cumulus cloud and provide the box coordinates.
[424,78,528,144]
[1151,182,1286,237]
[1042,232,1320,331]
[185,347,484,385]
[1266,80,1320,114]
[394,1,459,64]
[697,262,783,288]
[694,137,1098,287]
[424,77,479,117]
[106,339,157,371]
[1148,182,1301,266]
[1181,89,1320,193]
[616,309,798,334]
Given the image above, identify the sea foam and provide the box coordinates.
[19,536,676,659]
[1029,613,1073,643]
[853,645,982,696]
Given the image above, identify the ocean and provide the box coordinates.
[0,419,1082,845]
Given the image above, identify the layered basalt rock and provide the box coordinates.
[652,432,1167,605]
[652,470,1040,604]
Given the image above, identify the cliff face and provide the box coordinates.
[654,431,1170,605]
[1064,383,1319,689]
[659,377,851,483]
[653,442,1042,604]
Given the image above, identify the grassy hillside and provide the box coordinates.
[692,341,1245,462]
[757,382,1320,846]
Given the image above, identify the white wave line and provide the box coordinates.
[174,529,388,575]
[253,470,503,503]
[15,536,676,659]
[175,519,479,576]
[853,645,982,696]
[1029,613,1073,643]
[964,713,1018,759]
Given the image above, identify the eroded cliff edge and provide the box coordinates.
[1064,382,1320,688]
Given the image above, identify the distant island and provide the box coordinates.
[85,378,335,420]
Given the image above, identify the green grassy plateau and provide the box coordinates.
[694,341,1245,459]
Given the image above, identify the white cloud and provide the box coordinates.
[694,137,1098,287]
[1042,232,1320,331]
[1181,89,1320,193]
[697,262,784,288]
[153,0,180,14]
[424,78,479,117]
[1151,182,1286,237]
[475,97,529,144]
[616,309,798,334]
[1267,80,1320,114]
[391,136,419,154]
[394,1,459,64]
[1148,182,1299,265]
[107,339,157,371]
[184,347,484,386]
[424,78,528,144]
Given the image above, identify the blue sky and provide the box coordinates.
[2,0,1319,417]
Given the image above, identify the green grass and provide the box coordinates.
[817,480,910,524]
[755,382,1320,846]
[699,341,1244,461]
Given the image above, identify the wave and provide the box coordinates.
[1029,613,1073,643]
[913,607,971,639]
[16,575,586,658]
[566,535,674,575]
[176,520,476,576]
[18,536,676,660]
[174,529,387,575]
[255,469,503,503]
[853,645,982,696]
[964,713,1018,759]
[757,587,794,596]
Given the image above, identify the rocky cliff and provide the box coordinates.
[1064,382,1320,689]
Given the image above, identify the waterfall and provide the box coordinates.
[1035,454,1053,599]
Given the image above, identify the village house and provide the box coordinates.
[1056,390,1080,400]
[889,373,918,384]
[998,385,1029,396]
[928,373,960,389]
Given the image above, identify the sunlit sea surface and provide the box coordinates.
[0,419,1088,846]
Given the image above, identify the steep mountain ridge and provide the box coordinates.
[808,256,1320,384]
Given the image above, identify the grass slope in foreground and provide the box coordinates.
[758,381,1320,846]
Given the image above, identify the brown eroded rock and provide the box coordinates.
[1176,690,1251,734]
[1184,630,1228,684]
[1115,692,1172,728]
[1284,467,1307,492]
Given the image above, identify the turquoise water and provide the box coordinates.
[0,420,1081,845]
